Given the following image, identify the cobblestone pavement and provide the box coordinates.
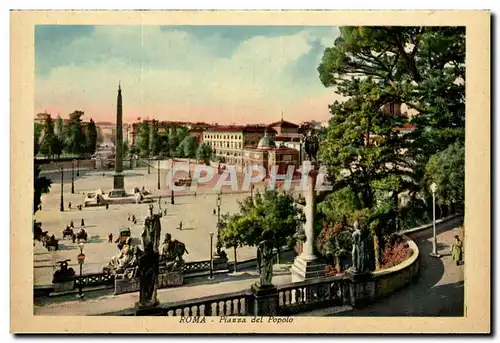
[34,165,268,286]
[334,217,465,317]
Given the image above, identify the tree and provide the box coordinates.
[63,111,86,156]
[317,26,465,269]
[55,115,64,137]
[219,213,250,272]
[149,120,160,156]
[33,128,51,214]
[318,26,465,187]
[196,143,213,165]
[40,116,56,158]
[157,134,170,158]
[85,119,98,155]
[177,136,197,158]
[424,141,465,214]
[34,123,41,157]
[235,190,305,263]
[137,120,150,157]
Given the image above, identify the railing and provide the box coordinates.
[277,275,349,315]
[158,290,251,316]
[74,272,114,288]
[182,260,212,273]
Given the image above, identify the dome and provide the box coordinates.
[257,132,276,149]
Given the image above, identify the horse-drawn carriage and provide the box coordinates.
[45,235,59,251]
[33,221,48,244]
[62,227,74,240]
[76,228,88,242]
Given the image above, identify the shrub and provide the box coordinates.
[380,237,412,270]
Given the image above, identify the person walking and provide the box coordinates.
[68,202,72,210]
[81,218,85,227]
[451,235,463,266]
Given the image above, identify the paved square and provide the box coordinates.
[34,164,258,286]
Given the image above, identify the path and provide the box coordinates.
[335,216,465,317]
[34,272,292,316]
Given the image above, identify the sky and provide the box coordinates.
[35,25,343,125]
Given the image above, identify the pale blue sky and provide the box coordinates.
[35,25,342,124]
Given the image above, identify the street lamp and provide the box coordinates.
[157,159,161,190]
[429,182,441,258]
[171,159,175,205]
[71,159,75,194]
[76,159,80,177]
[77,242,85,299]
[215,193,222,256]
[208,232,214,280]
[148,155,151,174]
[59,164,64,212]
[188,158,191,178]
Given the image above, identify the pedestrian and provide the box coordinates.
[163,209,167,216]
[132,214,136,224]
[108,233,113,243]
[68,202,72,210]
[127,213,130,221]
[213,208,216,215]
[179,221,183,231]
[451,235,463,266]
[70,220,74,228]
[106,204,109,210]
[81,218,85,227]
[72,233,76,243]
[194,192,197,198]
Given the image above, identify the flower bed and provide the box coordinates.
[379,236,413,270]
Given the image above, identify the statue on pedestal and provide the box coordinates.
[256,239,275,287]
[349,220,368,273]
[136,204,161,309]
[159,233,188,272]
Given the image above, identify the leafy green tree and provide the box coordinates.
[33,129,51,214]
[157,134,170,158]
[34,123,41,157]
[219,213,251,272]
[55,115,64,137]
[317,26,465,268]
[235,190,305,263]
[149,120,160,156]
[196,143,213,165]
[63,111,86,156]
[85,119,98,155]
[40,116,56,158]
[137,120,150,157]
[424,142,465,214]
[177,136,197,158]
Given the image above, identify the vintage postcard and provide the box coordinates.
[11,10,490,334]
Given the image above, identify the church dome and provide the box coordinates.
[257,132,276,149]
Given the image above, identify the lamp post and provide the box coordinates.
[71,159,75,194]
[157,159,161,190]
[208,232,214,280]
[429,182,441,258]
[171,159,175,205]
[77,242,85,299]
[76,159,80,177]
[59,164,64,212]
[148,155,151,174]
[188,158,191,178]
[215,193,222,256]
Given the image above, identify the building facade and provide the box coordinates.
[202,125,276,165]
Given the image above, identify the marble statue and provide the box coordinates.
[256,239,274,287]
[159,233,188,272]
[136,206,162,308]
[350,220,367,273]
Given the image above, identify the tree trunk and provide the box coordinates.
[233,246,237,273]
[373,233,381,270]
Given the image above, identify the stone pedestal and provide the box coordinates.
[344,269,376,307]
[52,280,75,294]
[291,161,326,282]
[249,284,279,316]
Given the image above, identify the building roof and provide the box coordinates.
[206,125,277,134]
[268,119,299,128]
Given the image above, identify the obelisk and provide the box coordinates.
[111,83,126,197]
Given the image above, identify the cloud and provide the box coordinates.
[35,26,341,124]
